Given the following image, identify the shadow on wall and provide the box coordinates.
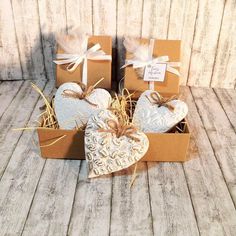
[16,31,123,92]
[23,31,59,82]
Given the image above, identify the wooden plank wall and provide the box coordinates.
[0,0,235,89]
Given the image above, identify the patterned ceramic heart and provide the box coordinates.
[54,82,111,129]
[132,90,188,133]
[85,109,149,178]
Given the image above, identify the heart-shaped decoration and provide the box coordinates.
[54,82,111,129]
[132,90,188,133]
[85,109,149,178]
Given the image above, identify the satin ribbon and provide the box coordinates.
[99,120,140,142]
[145,92,178,112]
[121,39,181,90]
[54,38,111,86]
[62,81,98,107]
[122,56,180,74]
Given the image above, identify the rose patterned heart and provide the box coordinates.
[85,109,149,178]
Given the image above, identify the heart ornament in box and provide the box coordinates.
[85,109,149,178]
[133,90,188,133]
[54,82,111,129]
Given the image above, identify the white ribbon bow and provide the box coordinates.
[121,55,180,76]
[54,41,111,85]
[122,38,180,90]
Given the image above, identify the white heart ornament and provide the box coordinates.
[85,109,149,178]
[133,90,188,133]
[54,82,111,129]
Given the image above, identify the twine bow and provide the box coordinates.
[62,82,98,107]
[146,92,178,112]
[99,119,140,142]
[54,37,111,85]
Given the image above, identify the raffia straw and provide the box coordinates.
[12,127,39,131]
[110,88,136,125]
[30,134,67,149]
[110,88,139,187]
[31,83,56,128]
[35,120,41,125]
[31,83,60,129]
[176,125,184,133]
[129,163,138,188]
[39,135,67,148]
[93,77,105,88]
[12,83,59,132]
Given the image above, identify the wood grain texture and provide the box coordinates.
[0,0,22,80]
[67,161,112,236]
[148,162,199,236]
[116,0,143,81]
[0,79,47,178]
[0,83,236,234]
[191,87,236,206]
[38,0,67,81]
[181,86,236,235]
[0,81,23,117]
[1,0,236,88]
[66,0,93,35]
[168,0,186,39]
[142,0,171,39]
[11,0,46,80]
[214,88,236,131]
[180,0,198,85]
[0,79,54,236]
[92,0,117,86]
[141,4,199,235]
[22,159,80,236]
[93,0,116,42]
[168,0,187,85]
[110,163,153,236]
[187,0,225,87]
[210,0,236,89]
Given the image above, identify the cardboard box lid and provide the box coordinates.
[124,38,181,96]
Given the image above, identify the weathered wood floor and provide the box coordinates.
[0,79,236,236]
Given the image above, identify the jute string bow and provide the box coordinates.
[99,120,140,142]
[62,81,98,107]
[146,92,178,112]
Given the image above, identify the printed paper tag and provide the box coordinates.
[143,63,167,82]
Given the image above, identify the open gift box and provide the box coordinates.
[37,37,190,162]
[37,119,190,161]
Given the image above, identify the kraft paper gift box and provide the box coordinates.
[37,121,190,161]
[123,38,181,97]
[55,35,112,89]
[37,93,190,162]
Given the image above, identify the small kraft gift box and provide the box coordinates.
[122,38,181,97]
[37,37,190,162]
[54,34,112,89]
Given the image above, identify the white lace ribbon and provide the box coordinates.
[121,39,181,90]
[54,41,111,85]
